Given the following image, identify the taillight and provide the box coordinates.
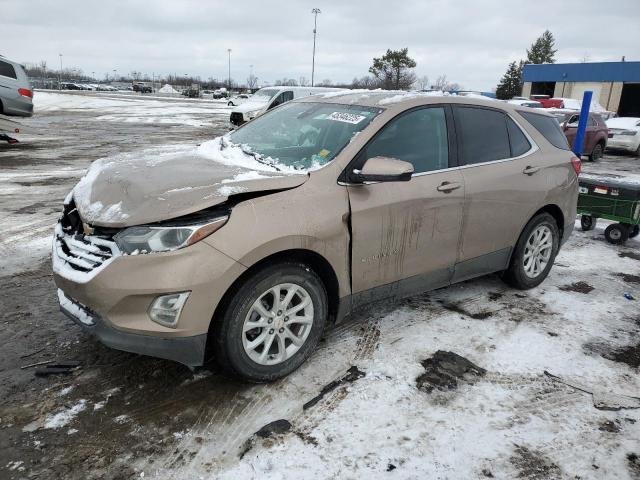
[571,156,581,175]
[18,88,33,98]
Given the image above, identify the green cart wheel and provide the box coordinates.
[628,225,639,239]
[604,223,630,245]
[580,215,595,231]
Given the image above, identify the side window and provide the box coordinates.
[269,93,285,109]
[364,107,449,174]
[588,116,597,127]
[567,115,579,126]
[455,107,510,164]
[506,117,532,157]
[0,60,17,79]
[519,111,571,150]
[282,90,294,102]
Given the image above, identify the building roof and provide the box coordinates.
[523,61,640,83]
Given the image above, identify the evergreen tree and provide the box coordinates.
[369,48,417,90]
[526,30,557,64]
[495,61,524,100]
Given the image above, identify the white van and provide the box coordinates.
[230,86,345,126]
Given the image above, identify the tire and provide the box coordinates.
[630,225,640,239]
[580,215,595,231]
[604,223,629,245]
[212,262,328,382]
[502,213,560,290]
[227,101,234,106]
[589,142,604,162]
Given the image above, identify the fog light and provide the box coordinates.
[148,292,190,328]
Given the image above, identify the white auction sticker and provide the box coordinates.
[327,112,367,124]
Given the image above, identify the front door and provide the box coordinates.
[347,106,465,306]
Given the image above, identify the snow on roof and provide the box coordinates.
[552,97,608,113]
[606,117,640,130]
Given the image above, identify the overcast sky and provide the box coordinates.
[2,0,639,90]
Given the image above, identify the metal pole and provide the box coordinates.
[573,91,593,157]
[228,49,232,91]
[311,8,321,87]
[58,54,63,90]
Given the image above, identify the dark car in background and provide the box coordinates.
[551,111,608,161]
[0,55,33,117]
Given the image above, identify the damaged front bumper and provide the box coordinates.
[58,289,207,367]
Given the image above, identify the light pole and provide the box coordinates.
[227,49,232,91]
[311,8,321,87]
[58,53,63,89]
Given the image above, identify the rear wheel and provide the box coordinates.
[212,262,328,382]
[589,142,604,162]
[502,213,559,290]
[604,223,629,244]
[580,215,595,231]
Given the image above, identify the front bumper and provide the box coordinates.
[52,225,246,367]
[59,290,207,366]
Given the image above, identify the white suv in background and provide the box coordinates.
[606,117,640,156]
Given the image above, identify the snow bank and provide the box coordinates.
[44,400,87,429]
[158,84,178,94]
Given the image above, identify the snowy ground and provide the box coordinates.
[1,93,639,479]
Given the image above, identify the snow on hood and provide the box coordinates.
[606,117,640,130]
[232,97,271,114]
[72,137,308,228]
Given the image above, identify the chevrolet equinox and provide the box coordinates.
[53,92,579,382]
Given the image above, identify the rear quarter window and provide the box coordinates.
[518,111,570,150]
[0,60,17,79]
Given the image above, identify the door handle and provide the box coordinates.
[436,181,462,193]
[523,166,540,175]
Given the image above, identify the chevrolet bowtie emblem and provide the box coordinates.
[82,222,94,236]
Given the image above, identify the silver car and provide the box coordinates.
[0,55,33,117]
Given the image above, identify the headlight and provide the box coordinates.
[114,215,228,254]
[619,130,638,136]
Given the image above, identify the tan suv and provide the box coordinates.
[53,92,579,382]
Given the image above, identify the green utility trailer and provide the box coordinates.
[578,175,640,244]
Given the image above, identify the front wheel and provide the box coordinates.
[227,101,234,106]
[580,215,595,231]
[629,225,640,239]
[502,213,560,290]
[212,262,328,382]
[604,223,629,244]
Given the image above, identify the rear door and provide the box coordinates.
[0,59,18,100]
[453,105,546,282]
[347,105,465,304]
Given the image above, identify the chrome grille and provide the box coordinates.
[54,200,118,273]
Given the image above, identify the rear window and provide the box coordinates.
[506,117,532,157]
[0,60,17,79]
[519,111,570,150]
[455,106,510,165]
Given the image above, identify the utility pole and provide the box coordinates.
[227,48,232,91]
[311,8,321,87]
[58,53,63,89]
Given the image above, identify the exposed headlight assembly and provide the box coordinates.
[114,215,228,254]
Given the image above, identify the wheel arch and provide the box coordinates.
[205,248,342,359]
[511,203,565,260]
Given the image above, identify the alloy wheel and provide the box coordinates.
[523,225,553,279]
[242,283,314,366]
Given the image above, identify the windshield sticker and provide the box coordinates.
[327,112,367,124]
[318,149,330,158]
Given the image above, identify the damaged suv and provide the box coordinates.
[53,92,579,382]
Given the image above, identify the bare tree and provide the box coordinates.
[247,73,258,89]
[432,74,462,91]
[415,75,429,90]
[299,76,308,87]
[319,78,333,86]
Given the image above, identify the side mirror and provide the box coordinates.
[350,156,414,183]
[562,122,569,131]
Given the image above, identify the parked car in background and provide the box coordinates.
[551,111,608,161]
[230,86,345,126]
[54,93,578,381]
[227,94,251,106]
[213,88,229,99]
[507,99,543,108]
[530,95,564,109]
[133,82,152,93]
[0,55,33,117]
[606,117,640,156]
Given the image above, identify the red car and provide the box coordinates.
[550,111,609,161]
[530,95,564,109]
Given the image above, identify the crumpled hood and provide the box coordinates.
[72,138,308,228]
